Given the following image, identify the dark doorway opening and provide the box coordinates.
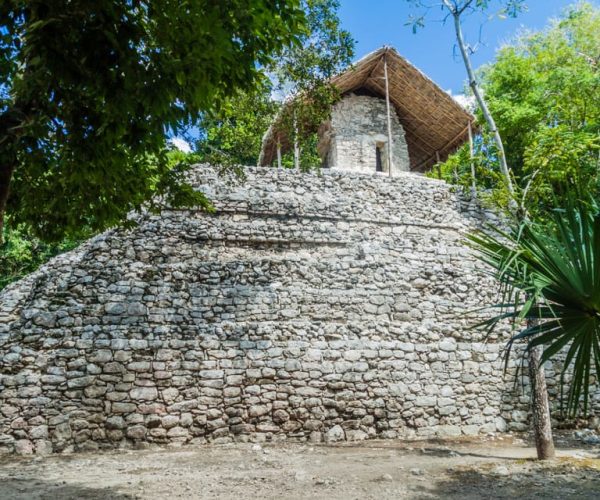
[376,144,384,172]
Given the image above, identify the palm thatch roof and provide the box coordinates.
[258,46,476,172]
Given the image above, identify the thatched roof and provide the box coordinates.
[258,46,476,172]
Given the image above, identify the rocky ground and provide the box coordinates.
[0,431,598,499]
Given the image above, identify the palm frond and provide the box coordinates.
[469,196,600,416]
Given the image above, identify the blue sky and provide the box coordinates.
[338,0,593,94]
[174,1,594,146]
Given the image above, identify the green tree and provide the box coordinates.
[409,0,527,198]
[195,84,279,167]
[196,0,354,169]
[0,225,82,290]
[437,2,600,214]
[0,0,306,241]
[272,0,354,169]
[484,2,600,212]
[0,148,203,290]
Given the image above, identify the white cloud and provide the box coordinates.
[169,137,192,153]
[448,92,477,112]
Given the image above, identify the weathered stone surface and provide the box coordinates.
[112,403,136,414]
[273,410,290,424]
[161,416,179,429]
[127,303,148,316]
[104,303,126,315]
[105,417,125,430]
[33,312,56,328]
[0,165,591,455]
[29,425,48,440]
[321,94,410,174]
[130,387,158,401]
[248,405,269,418]
[346,429,368,441]
[84,386,107,398]
[89,350,112,363]
[415,396,437,407]
[14,439,34,455]
[66,376,95,389]
[325,425,345,443]
[126,425,147,440]
[166,426,188,438]
[53,423,72,442]
[34,440,53,455]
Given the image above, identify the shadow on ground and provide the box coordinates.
[0,478,134,500]
[418,462,600,500]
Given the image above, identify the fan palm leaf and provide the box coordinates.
[469,198,600,416]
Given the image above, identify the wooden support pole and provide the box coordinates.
[293,112,300,170]
[383,51,394,178]
[276,141,282,170]
[435,151,441,179]
[468,121,476,197]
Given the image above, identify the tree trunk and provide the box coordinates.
[442,1,555,460]
[527,342,556,460]
[468,121,477,198]
[0,157,16,244]
[445,2,515,197]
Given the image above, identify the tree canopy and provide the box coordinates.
[0,0,307,241]
[437,2,600,214]
[195,0,354,169]
[485,1,600,210]
[195,88,280,168]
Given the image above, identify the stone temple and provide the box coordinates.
[0,49,597,455]
[318,91,411,173]
[259,47,476,173]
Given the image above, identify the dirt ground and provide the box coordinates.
[0,432,599,500]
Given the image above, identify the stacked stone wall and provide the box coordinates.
[0,166,593,455]
[325,94,410,173]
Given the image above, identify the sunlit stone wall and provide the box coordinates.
[0,165,582,455]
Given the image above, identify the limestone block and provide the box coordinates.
[130,387,158,401]
[325,425,345,442]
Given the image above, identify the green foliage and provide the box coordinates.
[272,0,354,89]
[279,82,342,169]
[273,0,354,166]
[0,1,307,241]
[406,0,527,34]
[429,134,515,209]
[439,2,600,215]
[280,132,321,170]
[470,197,600,416]
[0,149,206,289]
[196,85,280,166]
[0,225,82,290]
[195,0,354,168]
[484,1,600,210]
